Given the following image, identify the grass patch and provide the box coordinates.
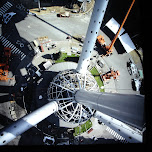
[55,52,79,63]
[90,67,105,92]
[90,67,99,76]
[94,76,104,92]
[73,119,92,136]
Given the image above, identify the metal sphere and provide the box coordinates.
[47,69,100,124]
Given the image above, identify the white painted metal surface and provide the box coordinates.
[105,17,125,37]
[94,111,143,143]
[43,61,52,70]
[76,0,109,74]
[0,101,58,145]
[119,33,136,53]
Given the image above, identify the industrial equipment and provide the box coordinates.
[97,0,135,56]
[0,0,145,145]
[97,35,113,56]
[0,47,12,81]
[59,11,70,18]
[101,69,120,81]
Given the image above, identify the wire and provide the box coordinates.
[34,125,52,137]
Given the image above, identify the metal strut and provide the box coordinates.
[75,89,145,131]
[76,0,109,74]
[75,89,145,143]
[0,101,58,145]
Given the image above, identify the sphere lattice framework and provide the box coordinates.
[47,69,100,124]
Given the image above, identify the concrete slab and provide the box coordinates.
[49,62,77,72]
[0,3,144,145]
[79,117,115,140]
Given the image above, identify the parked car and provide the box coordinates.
[97,60,104,68]
[131,78,141,91]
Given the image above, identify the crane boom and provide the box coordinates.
[108,0,135,51]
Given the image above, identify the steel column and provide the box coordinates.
[76,0,109,74]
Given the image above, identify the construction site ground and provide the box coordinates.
[29,0,95,16]
[0,0,144,145]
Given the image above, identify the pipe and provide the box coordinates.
[76,0,109,74]
[75,89,145,130]
[94,111,143,143]
[0,101,58,145]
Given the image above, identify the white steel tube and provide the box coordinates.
[0,101,58,145]
[94,111,143,143]
[76,0,109,74]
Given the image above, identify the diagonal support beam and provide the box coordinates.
[0,101,58,145]
[75,89,145,131]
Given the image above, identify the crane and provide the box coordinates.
[108,0,135,52]
[97,0,135,57]
[0,0,144,145]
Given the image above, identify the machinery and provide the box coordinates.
[101,68,120,81]
[0,0,145,145]
[97,35,106,46]
[97,35,113,56]
[0,47,12,81]
[59,11,70,18]
[107,0,135,53]
[97,0,135,57]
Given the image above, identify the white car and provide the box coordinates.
[132,79,141,91]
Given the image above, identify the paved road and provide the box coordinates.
[97,30,140,94]
[0,3,143,145]
[7,5,140,96]
[15,14,90,42]
[103,52,136,94]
